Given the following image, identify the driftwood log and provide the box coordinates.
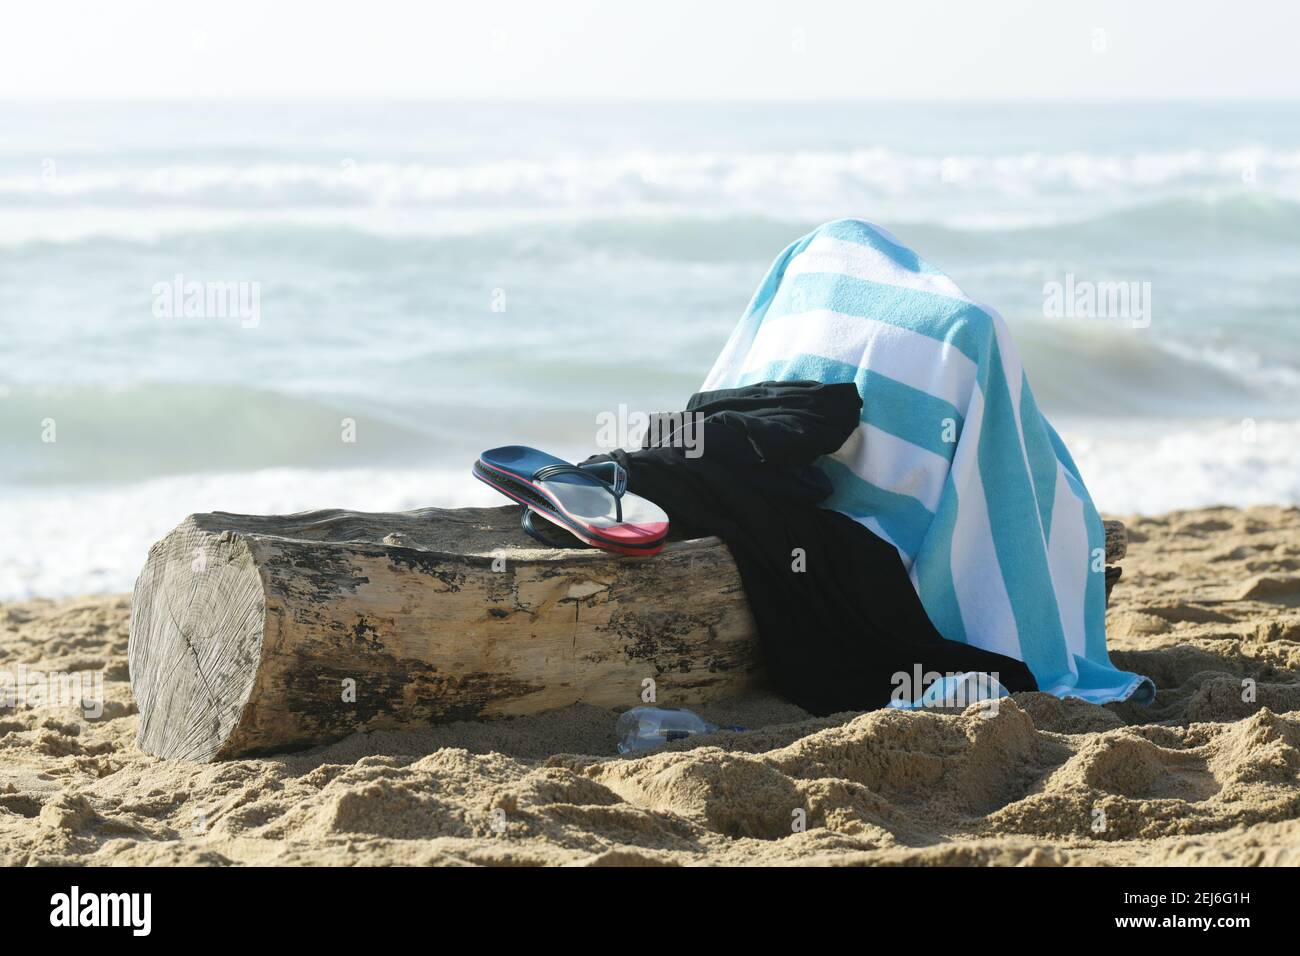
[129,506,1128,761]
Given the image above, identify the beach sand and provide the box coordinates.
[3,505,1299,866]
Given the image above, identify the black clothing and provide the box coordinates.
[585,381,1037,715]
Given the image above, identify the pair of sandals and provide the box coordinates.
[473,446,669,556]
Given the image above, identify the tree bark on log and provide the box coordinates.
[128,506,1127,762]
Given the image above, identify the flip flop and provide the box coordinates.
[474,450,668,556]
[473,446,669,556]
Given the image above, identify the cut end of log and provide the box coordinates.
[129,518,267,761]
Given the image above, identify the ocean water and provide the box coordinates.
[3,101,1299,598]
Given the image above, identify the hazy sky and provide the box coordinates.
[2,0,1295,100]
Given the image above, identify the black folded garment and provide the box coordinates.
[584,380,1036,715]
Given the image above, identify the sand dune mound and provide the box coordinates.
[2,506,1299,866]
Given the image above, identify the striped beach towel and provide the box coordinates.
[704,219,1154,705]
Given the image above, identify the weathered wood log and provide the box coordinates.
[128,506,762,761]
[1104,520,1126,604]
[129,506,1128,761]
[1104,520,1126,564]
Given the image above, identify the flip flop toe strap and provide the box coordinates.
[532,461,628,522]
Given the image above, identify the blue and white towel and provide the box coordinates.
[704,219,1154,705]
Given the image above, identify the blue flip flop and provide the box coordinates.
[473,446,669,555]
